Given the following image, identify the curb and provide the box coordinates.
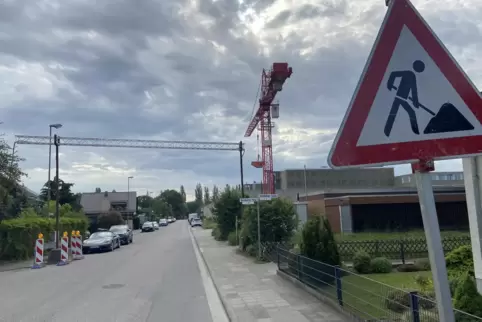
[189,228,237,322]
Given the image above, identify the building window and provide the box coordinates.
[447,174,454,180]
[455,173,463,180]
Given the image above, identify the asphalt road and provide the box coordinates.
[0,221,217,322]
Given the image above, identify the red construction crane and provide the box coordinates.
[244,63,292,194]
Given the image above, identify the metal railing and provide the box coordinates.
[276,246,482,322]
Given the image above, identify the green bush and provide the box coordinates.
[445,245,473,278]
[241,197,297,247]
[353,250,372,274]
[227,231,238,246]
[212,188,242,241]
[246,245,257,257]
[98,210,124,229]
[453,273,482,320]
[370,257,392,273]
[300,216,340,265]
[0,216,88,260]
[212,227,223,241]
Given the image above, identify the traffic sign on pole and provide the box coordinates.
[239,198,257,205]
[328,0,482,169]
[328,1,460,320]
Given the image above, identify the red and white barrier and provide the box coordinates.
[73,234,84,260]
[32,236,44,269]
[57,236,69,266]
[70,233,78,257]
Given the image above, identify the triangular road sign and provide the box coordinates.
[328,0,482,169]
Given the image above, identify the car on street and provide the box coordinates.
[153,222,160,230]
[141,221,155,232]
[190,218,202,227]
[159,218,168,226]
[167,217,174,223]
[109,225,133,245]
[83,231,120,253]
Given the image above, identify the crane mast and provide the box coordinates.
[244,63,292,194]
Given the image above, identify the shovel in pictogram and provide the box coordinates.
[407,96,474,134]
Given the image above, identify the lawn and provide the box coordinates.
[336,230,469,241]
[321,271,433,320]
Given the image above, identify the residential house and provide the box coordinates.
[80,191,137,229]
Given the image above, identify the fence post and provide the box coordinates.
[400,240,406,264]
[297,255,302,281]
[409,291,420,322]
[334,265,343,306]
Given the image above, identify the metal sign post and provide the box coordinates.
[413,161,454,322]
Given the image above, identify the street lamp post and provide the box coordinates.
[127,176,133,229]
[47,123,62,207]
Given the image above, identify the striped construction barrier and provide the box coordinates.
[57,232,69,266]
[73,231,84,260]
[32,233,44,269]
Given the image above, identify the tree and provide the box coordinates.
[95,188,101,193]
[187,201,199,214]
[203,186,210,205]
[300,216,340,268]
[152,198,171,217]
[212,185,219,203]
[0,137,26,219]
[180,185,186,202]
[137,195,153,209]
[40,177,77,206]
[160,189,186,218]
[98,210,124,229]
[241,198,297,250]
[212,187,242,240]
[194,183,203,206]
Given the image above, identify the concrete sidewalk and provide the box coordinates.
[192,228,345,322]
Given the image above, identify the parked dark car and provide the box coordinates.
[83,231,120,253]
[109,225,133,245]
[141,221,155,232]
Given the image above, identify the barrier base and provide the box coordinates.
[31,263,43,269]
[73,255,84,260]
[56,260,69,266]
[47,249,62,265]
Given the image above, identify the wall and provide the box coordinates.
[395,172,464,187]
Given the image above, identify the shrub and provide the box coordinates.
[0,216,88,260]
[414,258,431,271]
[241,197,297,247]
[212,188,242,240]
[227,231,238,246]
[246,245,257,257]
[397,264,421,272]
[300,216,340,266]
[370,257,392,273]
[98,210,124,229]
[453,273,482,320]
[353,250,372,274]
[445,245,473,278]
[212,227,223,241]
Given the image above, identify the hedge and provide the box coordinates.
[0,217,88,261]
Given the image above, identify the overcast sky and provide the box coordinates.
[1,0,481,201]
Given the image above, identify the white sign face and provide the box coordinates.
[239,198,257,205]
[356,25,482,147]
[258,194,278,201]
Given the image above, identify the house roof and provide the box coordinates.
[80,191,136,213]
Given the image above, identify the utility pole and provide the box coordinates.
[54,134,60,249]
[47,123,62,208]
